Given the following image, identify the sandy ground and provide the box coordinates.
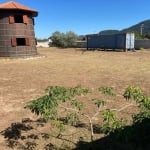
[0,48,149,149]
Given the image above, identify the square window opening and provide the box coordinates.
[17,38,26,46]
[14,15,23,23]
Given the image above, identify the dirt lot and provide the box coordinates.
[0,48,150,149]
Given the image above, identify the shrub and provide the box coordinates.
[50,31,78,48]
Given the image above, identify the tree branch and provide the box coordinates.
[60,106,94,141]
[111,103,137,112]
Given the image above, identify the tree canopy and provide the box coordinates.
[50,31,78,48]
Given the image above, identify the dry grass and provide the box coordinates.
[0,47,150,149]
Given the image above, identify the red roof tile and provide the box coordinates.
[0,1,38,16]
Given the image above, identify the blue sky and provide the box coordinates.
[1,0,150,38]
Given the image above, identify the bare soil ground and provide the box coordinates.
[0,48,150,149]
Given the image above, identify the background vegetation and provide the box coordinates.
[36,19,150,46]
[99,19,150,39]
[50,31,78,48]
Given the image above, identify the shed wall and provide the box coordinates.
[135,39,150,49]
[87,33,135,50]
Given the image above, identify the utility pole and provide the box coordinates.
[140,24,144,36]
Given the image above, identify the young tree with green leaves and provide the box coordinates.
[25,85,149,149]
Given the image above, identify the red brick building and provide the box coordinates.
[0,1,38,57]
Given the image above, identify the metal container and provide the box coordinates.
[87,33,135,51]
